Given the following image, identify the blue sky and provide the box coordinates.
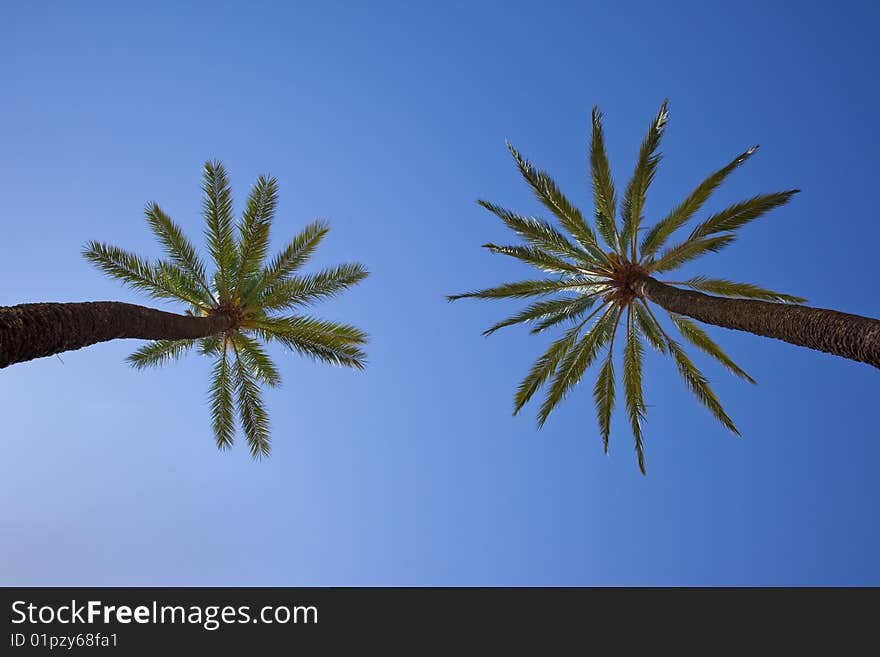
[1,1,878,585]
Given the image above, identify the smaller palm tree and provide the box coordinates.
[83,161,368,457]
[449,101,813,474]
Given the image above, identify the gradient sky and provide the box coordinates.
[1,1,878,585]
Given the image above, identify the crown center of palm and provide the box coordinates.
[604,255,648,305]
[209,302,245,331]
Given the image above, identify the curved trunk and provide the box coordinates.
[633,277,880,368]
[0,301,232,369]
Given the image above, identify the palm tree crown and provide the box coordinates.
[84,161,368,458]
[450,101,802,474]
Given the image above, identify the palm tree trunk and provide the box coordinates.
[634,277,880,368]
[0,301,233,369]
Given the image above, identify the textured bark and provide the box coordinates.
[634,277,880,368]
[0,301,233,369]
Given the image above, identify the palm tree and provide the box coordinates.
[450,102,880,474]
[0,161,368,457]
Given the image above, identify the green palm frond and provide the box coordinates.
[251,315,368,370]
[640,146,758,258]
[528,293,605,334]
[632,300,667,354]
[210,348,236,450]
[483,296,589,335]
[688,191,799,240]
[448,278,605,301]
[83,241,159,294]
[620,100,668,257]
[233,333,281,387]
[232,347,271,458]
[667,338,739,435]
[477,201,593,263]
[234,175,278,296]
[202,160,236,301]
[666,276,806,303]
[243,220,329,305]
[513,321,584,415]
[85,161,368,458]
[622,309,647,474]
[258,263,369,312]
[505,145,608,262]
[154,261,215,308]
[83,242,199,305]
[199,334,223,356]
[593,344,615,454]
[537,305,617,427]
[483,243,582,274]
[589,106,620,249]
[649,234,737,273]
[127,339,197,369]
[668,313,755,384]
[144,202,214,302]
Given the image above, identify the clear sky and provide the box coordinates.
[1,1,878,585]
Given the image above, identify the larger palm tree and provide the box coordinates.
[450,102,880,473]
[0,161,368,457]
